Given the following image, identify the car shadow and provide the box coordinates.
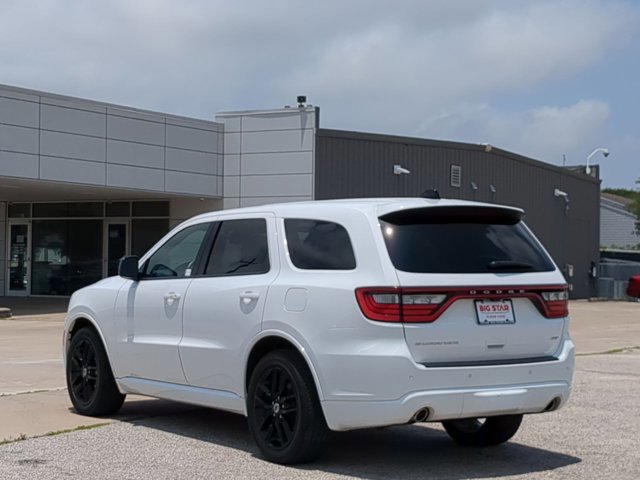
[112,398,581,479]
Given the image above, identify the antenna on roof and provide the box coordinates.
[420,189,441,199]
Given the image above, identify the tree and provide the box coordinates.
[634,178,640,235]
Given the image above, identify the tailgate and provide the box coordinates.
[377,204,568,366]
[397,275,567,365]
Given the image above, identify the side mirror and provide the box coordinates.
[118,256,140,281]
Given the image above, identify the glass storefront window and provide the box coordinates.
[9,224,29,291]
[106,202,131,217]
[8,203,31,218]
[5,200,172,296]
[31,220,103,295]
[131,219,170,257]
[132,201,170,217]
[32,203,103,218]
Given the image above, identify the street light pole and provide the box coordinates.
[585,147,610,175]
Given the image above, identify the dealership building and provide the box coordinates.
[0,84,600,298]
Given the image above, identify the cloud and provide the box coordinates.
[415,100,610,162]
[286,0,636,130]
[0,0,638,185]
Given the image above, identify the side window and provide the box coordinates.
[142,223,210,278]
[205,219,269,276]
[284,219,356,270]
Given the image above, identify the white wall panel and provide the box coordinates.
[240,174,312,197]
[219,106,317,209]
[217,116,241,133]
[0,124,39,154]
[0,151,39,178]
[224,133,241,154]
[166,148,218,175]
[223,176,240,197]
[0,88,39,102]
[107,139,164,169]
[241,151,312,175]
[40,156,105,185]
[240,110,315,132]
[41,130,105,162]
[223,197,240,209]
[241,129,313,154]
[0,96,39,127]
[43,97,105,114]
[166,171,218,196]
[166,124,218,153]
[240,196,312,207]
[224,154,240,176]
[107,164,165,191]
[107,115,164,145]
[217,135,224,175]
[0,85,224,197]
[107,107,164,123]
[41,104,106,137]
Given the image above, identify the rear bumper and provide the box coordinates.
[322,381,570,431]
[319,338,574,431]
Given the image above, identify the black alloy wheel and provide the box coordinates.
[66,327,125,416]
[69,337,99,405]
[248,350,327,464]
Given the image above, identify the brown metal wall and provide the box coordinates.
[315,129,600,298]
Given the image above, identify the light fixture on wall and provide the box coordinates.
[554,188,570,212]
[393,165,411,175]
[554,188,568,198]
[489,184,496,193]
[471,181,478,190]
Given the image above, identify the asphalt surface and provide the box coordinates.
[1,351,639,480]
[1,300,639,479]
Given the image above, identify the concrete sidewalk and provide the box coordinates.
[0,300,638,442]
[0,296,68,318]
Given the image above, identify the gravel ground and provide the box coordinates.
[1,352,638,480]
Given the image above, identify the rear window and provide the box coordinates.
[380,206,555,274]
[284,219,356,270]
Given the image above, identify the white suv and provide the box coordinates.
[64,198,574,464]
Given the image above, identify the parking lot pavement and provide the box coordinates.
[0,300,638,478]
[1,351,638,479]
[0,318,65,396]
[569,301,640,354]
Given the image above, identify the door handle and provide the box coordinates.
[241,291,260,304]
[164,292,181,306]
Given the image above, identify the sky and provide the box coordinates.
[1,0,638,188]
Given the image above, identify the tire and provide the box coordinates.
[247,350,328,464]
[66,327,125,416]
[442,414,523,447]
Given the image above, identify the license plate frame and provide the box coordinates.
[475,299,516,325]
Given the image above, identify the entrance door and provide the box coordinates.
[104,221,129,277]
[7,221,31,296]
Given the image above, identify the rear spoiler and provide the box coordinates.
[380,206,525,225]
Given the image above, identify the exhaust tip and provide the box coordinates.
[411,408,430,423]
[544,397,561,412]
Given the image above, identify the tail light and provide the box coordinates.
[356,285,569,323]
[540,288,569,318]
[355,288,447,323]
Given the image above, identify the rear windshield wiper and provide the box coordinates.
[488,260,533,270]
